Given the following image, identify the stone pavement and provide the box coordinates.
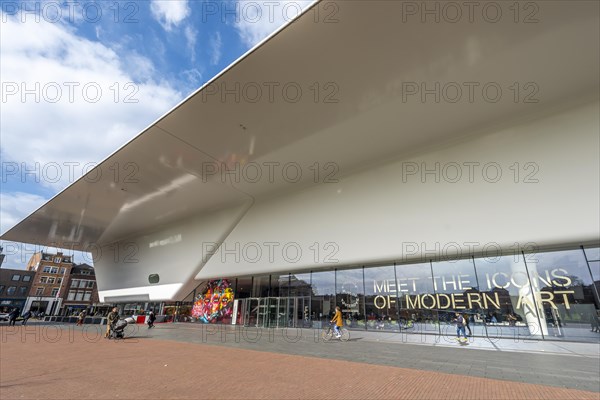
[0,323,599,399]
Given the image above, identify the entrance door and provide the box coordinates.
[241,297,311,328]
[289,297,311,328]
[265,298,288,328]
[242,298,260,327]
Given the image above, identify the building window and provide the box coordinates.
[67,291,76,301]
[79,280,87,289]
[51,267,58,274]
[47,277,55,284]
[83,292,92,301]
[71,279,79,288]
[11,274,20,281]
[86,281,94,289]
[57,278,62,284]
[75,292,84,301]
[81,270,90,275]
[43,266,51,273]
[51,288,59,297]
[364,265,400,331]
[63,257,71,263]
[7,286,17,295]
[23,276,31,282]
[54,257,61,263]
[19,287,27,296]
[40,276,48,283]
[59,267,65,275]
[0,285,4,294]
[35,287,44,296]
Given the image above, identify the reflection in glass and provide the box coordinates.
[431,259,479,338]
[336,268,365,329]
[364,265,399,331]
[311,270,335,328]
[289,273,312,297]
[271,273,290,298]
[527,249,599,342]
[395,262,439,334]
[252,275,270,298]
[474,255,543,339]
[236,277,252,299]
[290,273,312,328]
[584,247,600,261]
[589,261,600,334]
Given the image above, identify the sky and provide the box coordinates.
[0,0,315,269]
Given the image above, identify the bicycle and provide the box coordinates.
[400,319,415,331]
[322,323,350,342]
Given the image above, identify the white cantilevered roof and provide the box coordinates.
[2,0,599,250]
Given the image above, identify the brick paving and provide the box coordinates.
[1,325,599,399]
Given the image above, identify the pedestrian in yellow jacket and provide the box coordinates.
[330,306,343,338]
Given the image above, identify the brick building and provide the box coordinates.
[0,268,36,314]
[62,263,102,316]
[23,252,73,315]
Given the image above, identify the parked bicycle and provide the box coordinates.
[322,323,350,342]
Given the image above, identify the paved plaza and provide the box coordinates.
[1,322,599,399]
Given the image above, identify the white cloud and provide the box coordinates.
[0,14,183,193]
[0,193,48,236]
[150,0,191,31]
[180,68,203,88]
[210,32,222,65]
[233,0,314,47]
[185,25,198,63]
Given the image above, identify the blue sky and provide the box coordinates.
[0,0,314,268]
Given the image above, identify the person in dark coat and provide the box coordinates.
[147,311,156,329]
[21,310,32,325]
[8,308,19,326]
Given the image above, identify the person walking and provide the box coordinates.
[590,311,600,333]
[454,312,468,342]
[8,308,19,326]
[105,307,119,338]
[77,309,87,326]
[147,311,156,329]
[21,310,32,326]
[463,313,472,336]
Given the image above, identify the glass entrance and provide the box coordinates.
[289,297,311,328]
[239,297,310,328]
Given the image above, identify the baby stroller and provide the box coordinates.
[110,319,128,339]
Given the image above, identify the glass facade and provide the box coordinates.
[184,246,600,343]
